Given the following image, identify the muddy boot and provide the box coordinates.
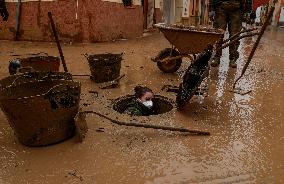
[210,58,220,67]
[229,60,237,68]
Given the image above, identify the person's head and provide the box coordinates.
[9,59,21,75]
[134,86,154,108]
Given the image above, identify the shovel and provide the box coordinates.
[233,2,277,91]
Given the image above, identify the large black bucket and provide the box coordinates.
[0,72,81,146]
[86,53,122,83]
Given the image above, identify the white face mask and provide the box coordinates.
[142,100,153,109]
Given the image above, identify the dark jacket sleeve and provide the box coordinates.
[124,106,143,116]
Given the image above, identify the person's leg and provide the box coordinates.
[211,7,227,67]
[228,10,242,68]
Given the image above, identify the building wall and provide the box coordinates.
[0,0,143,42]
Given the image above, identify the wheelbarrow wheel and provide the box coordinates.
[156,48,182,73]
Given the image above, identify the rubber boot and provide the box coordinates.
[210,58,220,67]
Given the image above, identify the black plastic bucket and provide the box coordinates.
[0,72,81,146]
[86,53,122,83]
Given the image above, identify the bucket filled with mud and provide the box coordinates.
[113,95,174,116]
[9,54,60,75]
[85,53,122,83]
[0,72,81,146]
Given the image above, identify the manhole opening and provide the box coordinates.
[113,95,174,116]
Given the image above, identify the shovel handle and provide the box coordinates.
[48,12,68,73]
[233,4,276,89]
[83,111,210,136]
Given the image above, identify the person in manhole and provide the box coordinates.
[124,86,154,116]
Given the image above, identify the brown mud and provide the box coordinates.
[0,27,284,183]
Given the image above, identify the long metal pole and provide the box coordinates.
[15,0,21,40]
[48,12,68,73]
[233,3,276,89]
[83,110,210,136]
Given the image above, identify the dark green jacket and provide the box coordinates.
[124,99,153,116]
[210,0,252,13]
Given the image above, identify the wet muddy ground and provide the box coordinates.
[0,27,283,183]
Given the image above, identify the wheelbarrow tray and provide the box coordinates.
[154,23,224,54]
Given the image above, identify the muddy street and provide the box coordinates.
[0,28,284,183]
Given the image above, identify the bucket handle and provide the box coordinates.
[18,67,35,73]
[8,71,57,88]
[81,52,123,59]
[2,83,72,101]
[40,72,71,80]
[44,83,68,96]
[11,52,49,57]
[5,84,64,101]
[105,52,124,57]
[29,52,49,57]
[9,73,38,87]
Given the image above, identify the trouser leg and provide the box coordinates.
[228,10,242,61]
[213,7,227,59]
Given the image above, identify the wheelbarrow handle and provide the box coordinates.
[221,27,258,44]
[217,32,259,51]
